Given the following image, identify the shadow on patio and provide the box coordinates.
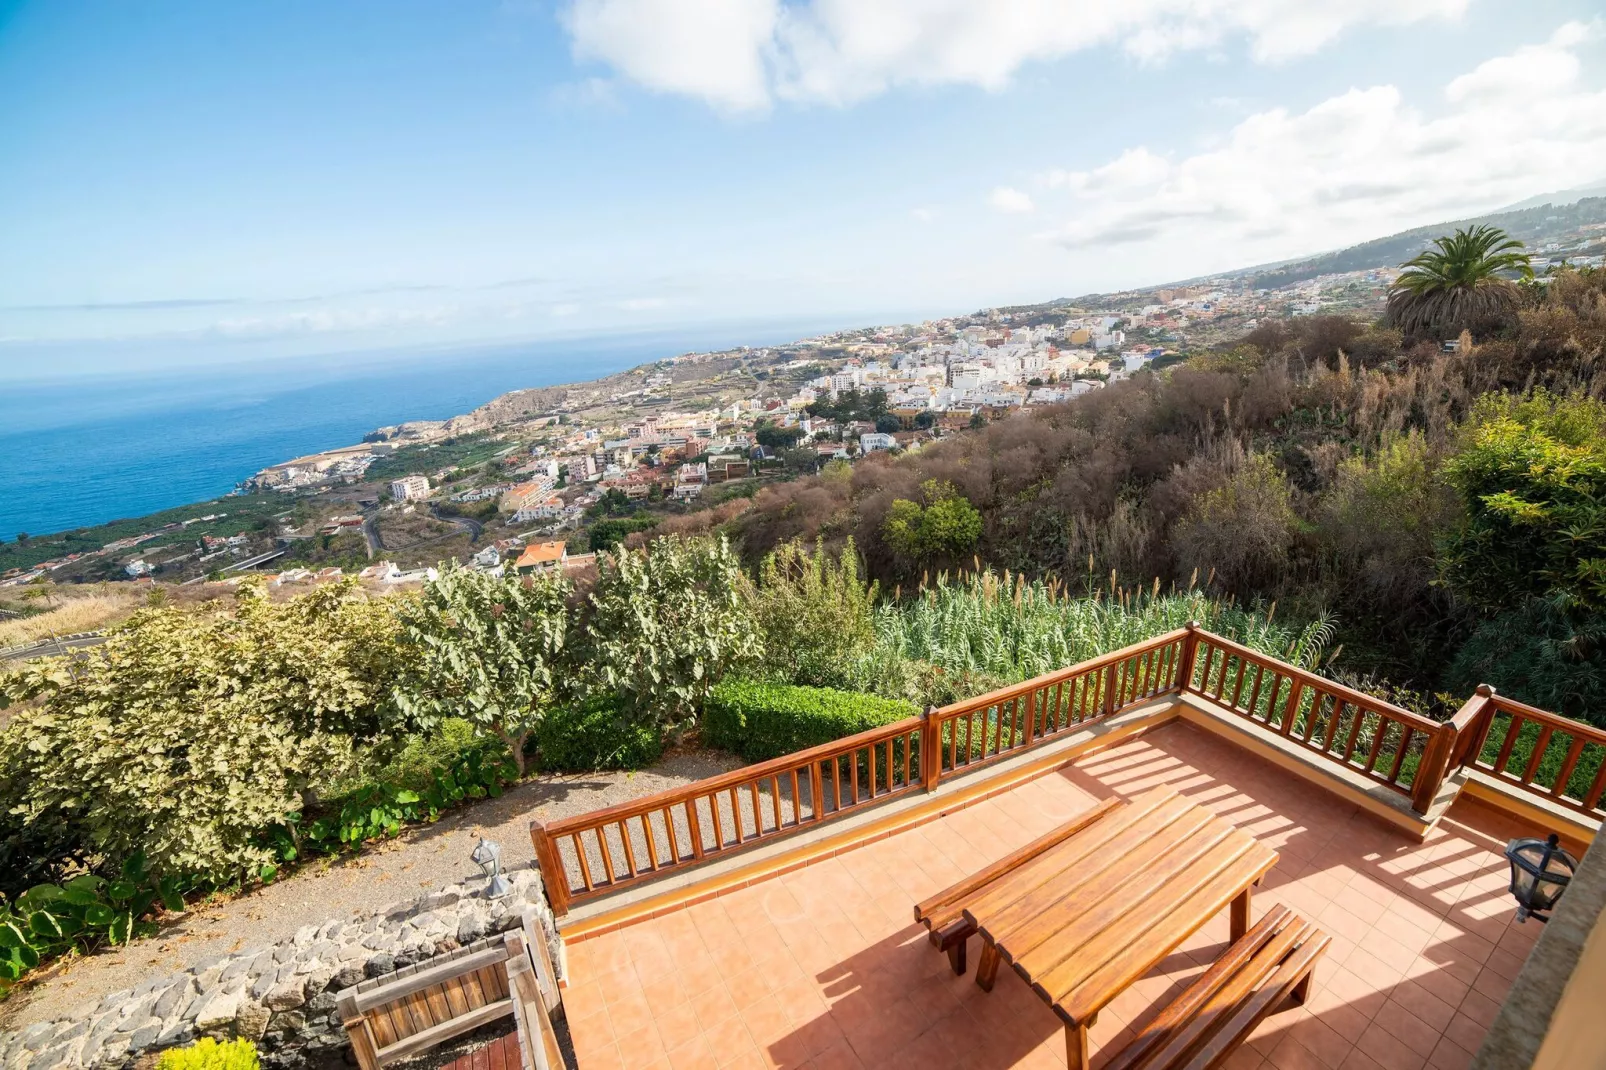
[560,721,1538,1070]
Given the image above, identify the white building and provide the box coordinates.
[859,432,897,453]
[390,475,430,501]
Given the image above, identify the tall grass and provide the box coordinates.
[852,568,1331,705]
[0,592,142,647]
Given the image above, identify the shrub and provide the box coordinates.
[156,1038,261,1070]
[583,535,761,728]
[535,696,663,771]
[0,580,402,886]
[743,539,877,689]
[705,679,918,762]
[395,563,571,777]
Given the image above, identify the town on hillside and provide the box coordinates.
[5,201,1604,594]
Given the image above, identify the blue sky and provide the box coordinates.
[1,0,1603,380]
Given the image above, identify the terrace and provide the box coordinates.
[524,627,1605,1070]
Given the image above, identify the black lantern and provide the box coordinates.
[1504,834,1577,923]
[471,837,512,899]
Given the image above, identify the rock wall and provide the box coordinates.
[1,866,559,1070]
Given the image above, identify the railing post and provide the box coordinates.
[529,820,570,918]
[1469,685,1498,761]
[1177,621,1201,693]
[1103,663,1117,717]
[1411,721,1458,816]
[921,705,942,792]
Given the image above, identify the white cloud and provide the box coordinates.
[990,186,1035,214]
[1028,22,1606,266]
[561,0,1467,110]
[619,297,669,311]
[561,0,778,112]
[910,207,936,222]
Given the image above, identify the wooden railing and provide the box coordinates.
[532,714,931,916]
[532,629,1190,915]
[530,622,1606,916]
[926,629,1189,781]
[1179,630,1445,808]
[1452,687,1606,819]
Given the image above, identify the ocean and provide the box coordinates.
[0,324,829,539]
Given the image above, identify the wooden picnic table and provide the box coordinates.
[960,785,1279,1070]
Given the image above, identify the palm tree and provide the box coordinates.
[1385,225,1532,340]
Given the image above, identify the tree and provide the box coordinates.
[914,411,937,430]
[756,422,803,450]
[882,481,983,565]
[395,563,570,777]
[1439,391,1606,614]
[1385,225,1531,339]
[14,533,27,545]
[743,539,878,688]
[874,414,902,434]
[583,535,760,727]
[0,580,402,884]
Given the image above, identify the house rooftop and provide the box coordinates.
[558,721,1536,1070]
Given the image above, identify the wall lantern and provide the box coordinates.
[1505,834,1577,923]
[471,837,512,900]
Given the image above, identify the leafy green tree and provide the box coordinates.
[588,515,656,553]
[1385,225,1531,339]
[914,411,937,430]
[0,581,401,885]
[755,422,803,450]
[882,480,983,565]
[395,563,570,777]
[874,414,902,434]
[1439,391,1606,614]
[743,539,878,688]
[583,535,760,727]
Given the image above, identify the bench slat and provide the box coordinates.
[1103,907,1329,1070]
[970,803,1217,944]
[913,795,1123,927]
[1051,839,1276,1020]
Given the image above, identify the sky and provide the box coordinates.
[1,0,1603,380]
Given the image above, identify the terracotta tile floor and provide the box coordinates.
[560,722,1542,1070]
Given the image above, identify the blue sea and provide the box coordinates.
[0,323,830,539]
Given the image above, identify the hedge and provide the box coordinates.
[535,696,663,772]
[704,678,919,762]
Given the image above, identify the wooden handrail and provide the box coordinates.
[527,624,1606,918]
[935,628,1191,719]
[1184,629,1438,732]
[1489,693,1606,745]
[542,713,923,834]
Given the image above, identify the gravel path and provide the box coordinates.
[0,750,741,1031]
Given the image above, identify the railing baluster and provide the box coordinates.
[1363,715,1390,775]
[685,799,704,859]
[572,832,594,891]
[1491,714,1523,776]
[1245,664,1266,724]
[1387,727,1413,785]
[1520,726,1554,785]
[1552,737,1585,799]
[1320,700,1347,752]
[617,819,637,877]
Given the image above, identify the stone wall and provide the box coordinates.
[1,865,559,1070]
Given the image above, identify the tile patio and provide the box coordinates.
[559,721,1540,1070]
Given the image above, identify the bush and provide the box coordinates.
[0,580,402,887]
[156,1038,260,1070]
[535,696,663,771]
[705,679,918,762]
[743,539,877,689]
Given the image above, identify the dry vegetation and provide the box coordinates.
[0,587,147,647]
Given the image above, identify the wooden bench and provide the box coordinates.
[336,913,564,1070]
[913,797,1123,974]
[1103,904,1329,1070]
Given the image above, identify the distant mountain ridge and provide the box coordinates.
[1050,185,1606,307]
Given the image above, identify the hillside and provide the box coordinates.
[665,269,1606,720]
[1035,190,1606,311]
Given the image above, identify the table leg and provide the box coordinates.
[1231,886,1251,941]
[1065,1021,1089,1070]
[976,941,1001,992]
